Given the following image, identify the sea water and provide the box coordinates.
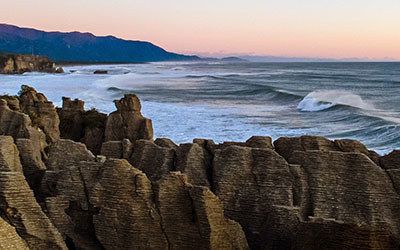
[0,61,399,154]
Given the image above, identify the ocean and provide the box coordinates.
[0,61,399,154]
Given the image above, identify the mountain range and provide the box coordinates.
[0,23,199,63]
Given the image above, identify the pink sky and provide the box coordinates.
[2,0,400,60]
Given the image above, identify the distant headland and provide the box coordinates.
[0,23,200,63]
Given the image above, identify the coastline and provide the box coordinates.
[1,61,398,154]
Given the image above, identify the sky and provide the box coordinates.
[2,0,400,60]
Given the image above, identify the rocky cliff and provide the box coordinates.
[0,54,63,74]
[0,85,399,249]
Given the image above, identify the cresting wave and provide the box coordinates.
[297,90,375,112]
[297,90,400,126]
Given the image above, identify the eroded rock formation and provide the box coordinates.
[0,135,67,249]
[0,85,399,249]
[58,97,107,155]
[0,54,63,74]
[19,85,60,143]
[105,94,153,142]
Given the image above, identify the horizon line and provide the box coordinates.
[1,22,399,62]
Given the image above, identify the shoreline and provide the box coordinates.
[0,85,398,248]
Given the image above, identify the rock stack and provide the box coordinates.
[0,85,399,249]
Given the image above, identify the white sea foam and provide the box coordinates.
[297,90,375,112]
[0,62,398,154]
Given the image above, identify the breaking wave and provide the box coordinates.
[297,90,375,112]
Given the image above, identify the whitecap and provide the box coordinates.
[297,90,375,112]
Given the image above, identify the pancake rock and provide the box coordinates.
[0,136,67,249]
[19,85,60,143]
[58,94,152,155]
[154,172,248,249]
[41,153,249,248]
[129,140,175,182]
[105,94,153,142]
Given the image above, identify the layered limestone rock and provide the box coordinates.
[245,136,274,149]
[42,158,249,249]
[0,172,67,249]
[0,96,48,191]
[0,95,20,111]
[192,136,274,155]
[43,162,104,249]
[0,54,63,74]
[381,150,400,169]
[89,159,168,249]
[155,172,248,249]
[58,93,153,154]
[19,85,60,143]
[45,139,95,171]
[334,138,380,164]
[58,97,85,142]
[58,97,107,155]
[105,94,153,142]
[0,136,23,173]
[212,145,295,248]
[289,150,400,248]
[100,139,133,159]
[0,136,67,249]
[176,143,212,187]
[0,217,29,249]
[274,135,380,164]
[293,219,400,249]
[40,139,102,249]
[188,186,249,250]
[129,140,175,182]
[80,109,108,155]
[58,95,153,155]
[0,98,46,144]
[154,137,179,150]
[383,151,400,195]
[15,138,47,192]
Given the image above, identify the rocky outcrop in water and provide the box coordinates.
[0,54,63,74]
[0,85,399,249]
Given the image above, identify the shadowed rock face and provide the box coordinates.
[176,143,212,187]
[129,140,175,183]
[381,150,400,170]
[58,94,152,155]
[58,97,107,155]
[0,136,67,249]
[0,85,399,249]
[212,145,295,248]
[19,85,60,143]
[105,94,153,142]
[154,172,248,250]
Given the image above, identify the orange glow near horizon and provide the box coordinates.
[2,0,400,60]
